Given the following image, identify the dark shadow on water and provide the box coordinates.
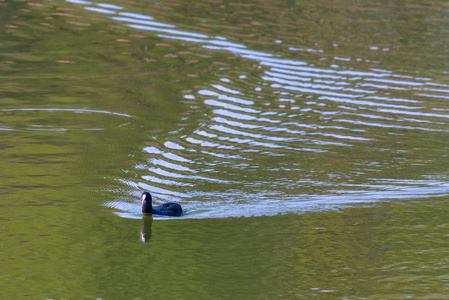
[140,215,153,243]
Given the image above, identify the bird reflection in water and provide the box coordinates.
[140,216,153,242]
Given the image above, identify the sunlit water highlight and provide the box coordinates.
[52,0,449,219]
[3,0,448,219]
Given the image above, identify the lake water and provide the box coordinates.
[1,0,449,298]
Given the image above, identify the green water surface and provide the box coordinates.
[1,0,449,298]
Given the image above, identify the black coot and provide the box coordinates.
[141,191,182,217]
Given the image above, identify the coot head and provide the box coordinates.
[141,191,152,214]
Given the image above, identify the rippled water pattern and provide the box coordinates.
[3,0,449,299]
[4,0,449,219]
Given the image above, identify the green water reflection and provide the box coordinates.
[3,198,449,298]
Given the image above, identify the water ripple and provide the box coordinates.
[62,0,449,218]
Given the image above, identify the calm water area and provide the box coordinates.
[1,0,449,298]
